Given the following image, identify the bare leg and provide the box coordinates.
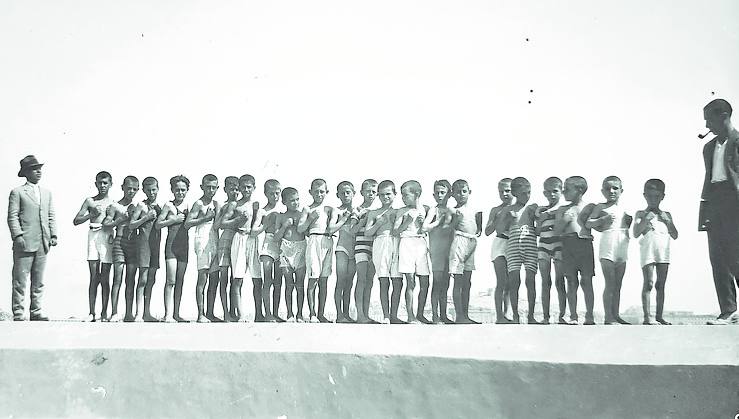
[295,268,306,321]
[110,262,124,320]
[581,274,595,324]
[334,252,349,321]
[379,277,391,321]
[641,264,655,324]
[342,257,356,320]
[404,273,417,322]
[416,275,430,323]
[196,269,209,322]
[508,270,521,323]
[134,267,149,321]
[206,269,220,320]
[430,270,442,322]
[307,278,318,319]
[461,271,478,323]
[143,267,158,321]
[600,259,617,324]
[100,263,111,320]
[553,260,567,322]
[452,273,464,322]
[538,258,552,323]
[565,272,579,322]
[262,258,275,320]
[363,262,376,319]
[124,263,137,321]
[283,269,295,319]
[613,262,628,323]
[219,267,232,321]
[655,264,670,324]
[252,277,263,321]
[494,257,512,323]
[437,271,451,323]
[231,277,244,321]
[525,269,539,324]
[163,259,176,322]
[272,262,283,320]
[317,277,329,322]
[88,261,100,319]
[390,277,405,323]
[354,261,370,322]
[173,260,188,322]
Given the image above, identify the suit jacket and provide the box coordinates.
[7,184,57,252]
[699,128,739,230]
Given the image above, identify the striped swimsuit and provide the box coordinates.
[537,205,562,261]
[354,210,373,263]
[506,207,538,273]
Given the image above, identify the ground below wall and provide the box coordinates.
[1,323,737,418]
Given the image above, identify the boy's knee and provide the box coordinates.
[654,281,665,291]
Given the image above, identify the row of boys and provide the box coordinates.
[73,172,677,325]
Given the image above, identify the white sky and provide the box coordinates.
[1,0,738,318]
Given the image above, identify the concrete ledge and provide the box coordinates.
[1,324,737,418]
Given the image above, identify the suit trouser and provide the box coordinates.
[706,181,739,317]
[11,248,47,318]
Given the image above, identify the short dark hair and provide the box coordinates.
[239,174,255,185]
[337,180,354,191]
[202,174,218,184]
[95,171,112,182]
[361,179,378,191]
[264,179,280,191]
[644,178,665,193]
[602,175,622,188]
[566,176,588,194]
[224,176,239,187]
[142,177,158,188]
[544,177,563,189]
[281,187,299,202]
[704,99,732,118]
[433,179,452,192]
[170,175,190,190]
[123,175,139,185]
[378,180,396,193]
[401,180,422,196]
[452,179,469,192]
[311,178,328,191]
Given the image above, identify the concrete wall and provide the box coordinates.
[1,348,738,418]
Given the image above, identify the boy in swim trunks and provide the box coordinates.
[220,174,260,321]
[484,178,514,324]
[553,176,596,325]
[535,177,566,324]
[298,179,348,323]
[427,180,454,324]
[128,177,162,322]
[586,176,633,325]
[350,179,378,323]
[502,177,540,324]
[275,187,307,322]
[260,179,284,322]
[365,180,401,324]
[213,176,239,321]
[73,171,115,321]
[334,181,358,323]
[102,175,140,322]
[156,175,190,322]
[394,180,433,323]
[184,174,221,323]
[449,179,483,324]
[633,179,678,325]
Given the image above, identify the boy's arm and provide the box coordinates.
[421,206,434,233]
[72,198,92,226]
[328,207,350,234]
[349,212,367,234]
[250,207,267,236]
[129,203,153,230]
[475,211,483,236]
[219,203,242,229]
[633,210,649,238]
[183,201,204,229]
[296,208,313,234]
[392,209,412,236]
[155,203,174,229]
[213,202,230,230]
[662,211,679,240]
[101,205,117,228]
[578,204,597,233]
[364,211,383,237]
[484,208,497,236]
[552,206,568,236]
[274,214,288,241]
[584,205,607,231]
[103,205,129,229]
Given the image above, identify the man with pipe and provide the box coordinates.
[699,99,739,325]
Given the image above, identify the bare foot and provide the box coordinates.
[133,316,144,323]
[317,315,330,323]
[656,318,672,325]
[109,313,122,323]
[274,315,286,323]
[173,315,189,323]
[335,315,351,324]
[85,314,95,322]
[197,315,211,323]
[616,317,631,325]
[527,317,541,325]
[417,316,432,325]
[390,317,407,324]
[163,317,176,323]
[643,320,655,325]
[143,315,159,322]
[541,318,550,325]
[441,317,454,325]
[495,317,515,324]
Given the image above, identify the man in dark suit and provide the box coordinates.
[7,155,57,321]
[699,99,739,325]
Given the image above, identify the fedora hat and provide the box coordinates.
[18,155,44,177]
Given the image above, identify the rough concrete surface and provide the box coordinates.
[0,323,737,418]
